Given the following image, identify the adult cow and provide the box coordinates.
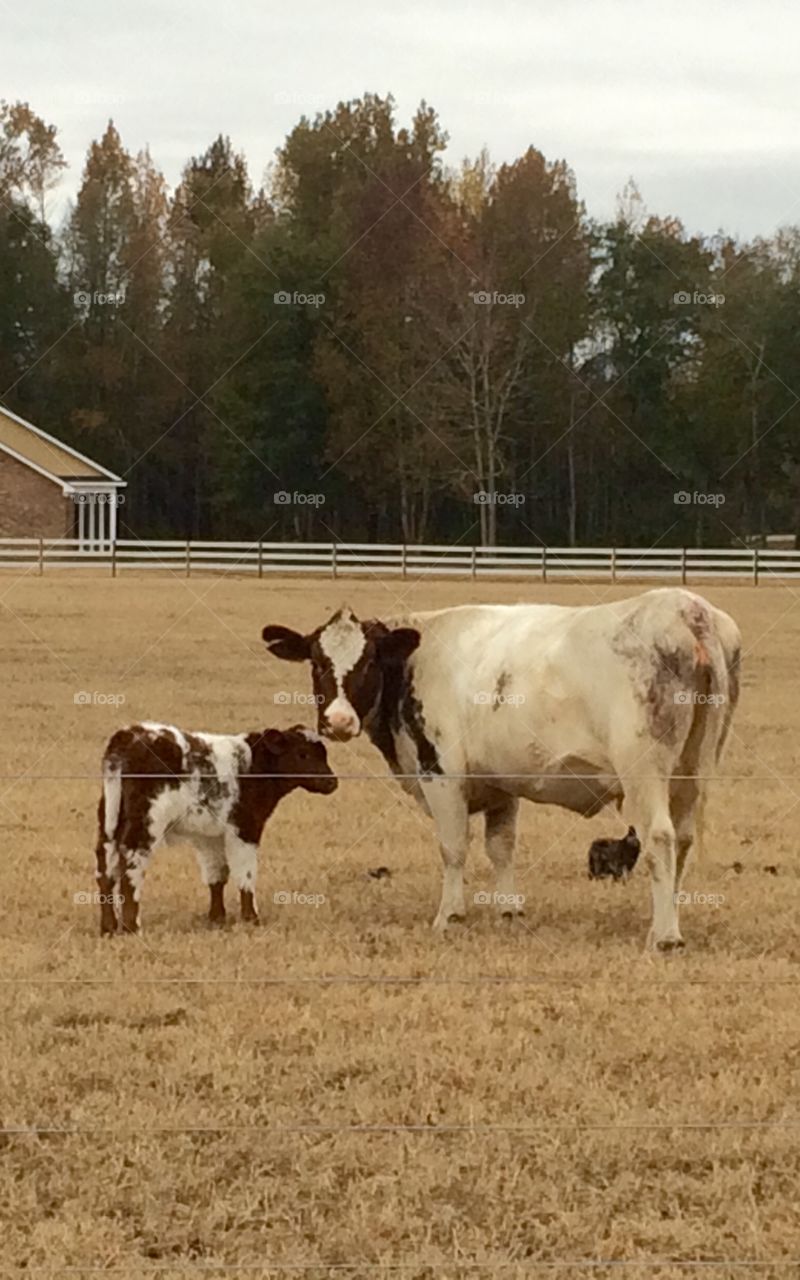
[262,588,740,950]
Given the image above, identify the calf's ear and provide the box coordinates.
[377,627,421,665]
[258,728,288,754]
[262,625,311,662]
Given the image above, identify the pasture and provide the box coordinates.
[1,572,799,1278]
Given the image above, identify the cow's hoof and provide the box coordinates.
[656,937,686,953]
[208,916,227,929]
[242,915,261,926]
[501,910,525,921]
[432,912,463,933]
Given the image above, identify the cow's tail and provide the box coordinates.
[680,600,741,865]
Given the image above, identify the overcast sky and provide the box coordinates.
[4,0,799,239]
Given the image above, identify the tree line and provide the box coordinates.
[2,95,799,547]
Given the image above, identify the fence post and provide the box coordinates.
[401,543,407,579]
[542,546,548,584]
[610,546,616,584]
[111,539,117,579]
[471,546,477,579]
[258,541,263,580]
[186,540,191,577]
[38,537,44,577]
[331,542,337,580]
[753,547,759,586]
[681,547,687,585]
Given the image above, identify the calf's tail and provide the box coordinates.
[103,756,123,842]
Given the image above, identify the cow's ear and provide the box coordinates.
[363,619,390,643]
[262,625,311,662]
[377,627,421,665]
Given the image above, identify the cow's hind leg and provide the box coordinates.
[421,779,468,932]
[484,796,523,919]
[625,777,683,952]
[670,778,701,899]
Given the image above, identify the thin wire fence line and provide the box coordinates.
[3,1119,799,1136]
[7,1260,800,1273]
[2,976,799,987]
[0,773,792,782]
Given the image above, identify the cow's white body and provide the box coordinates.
[264,588,741,949]
[378,589,740,945]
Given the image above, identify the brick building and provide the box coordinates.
[0,405,125,547]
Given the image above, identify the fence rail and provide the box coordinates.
[0,537,797,582]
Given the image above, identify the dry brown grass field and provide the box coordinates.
[1,571,799,1279]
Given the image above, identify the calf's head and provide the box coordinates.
[249,726,338,795]
[262,607,420,741]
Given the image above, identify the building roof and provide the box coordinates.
[0,403,125,488]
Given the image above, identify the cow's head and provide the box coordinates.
[262,606,420,741]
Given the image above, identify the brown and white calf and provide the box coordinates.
[262,588,741,951]
[94,722,337,934]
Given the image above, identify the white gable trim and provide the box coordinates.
[0,402,125,483]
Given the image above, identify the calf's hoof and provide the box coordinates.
[656,937,686,953]
[241,914,260,926]
[207,915,227,929]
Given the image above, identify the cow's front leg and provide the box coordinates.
[225,831,260,924]
[484,796,523,919]
[422,778,469,932]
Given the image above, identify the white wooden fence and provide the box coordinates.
[1,537,799,582]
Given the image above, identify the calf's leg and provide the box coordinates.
[117,815,155,935]
[192,836,229,926]
[118,846,150,934]
[95,793,119,936]
[94,830,119,936]
[225,831,260,923]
